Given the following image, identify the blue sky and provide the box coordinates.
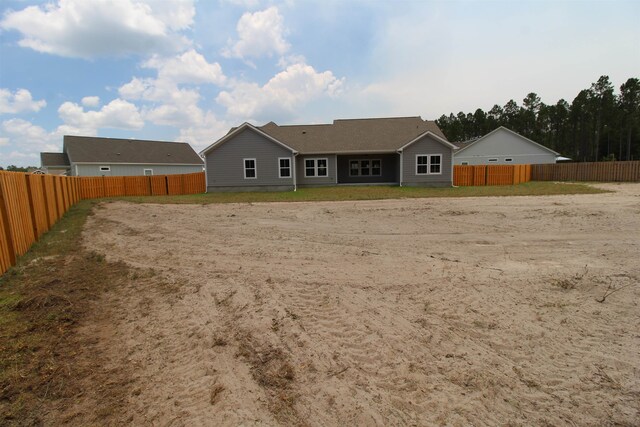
[0,0,638,167]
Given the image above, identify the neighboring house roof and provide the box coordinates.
[451,137,480,150]
[455,126,559,156]
[258,117,449,154]
[41,152,70,167]
[62,135,203,164]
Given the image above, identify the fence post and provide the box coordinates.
[0,175,17,266]
[24,175,40,241]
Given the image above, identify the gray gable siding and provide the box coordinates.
[454,128,556,165]
[296,155,337,186]
[205,128,294,188]
[73,164,202,177]
[402,134,453,186]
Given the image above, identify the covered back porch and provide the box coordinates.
[336,153,399,185]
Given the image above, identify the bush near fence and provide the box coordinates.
[454,164,532,186]
[0,171,205,276]
[531,161,640,182]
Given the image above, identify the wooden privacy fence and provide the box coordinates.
[0,171,205,276]
[0,172,81,276]
[531,161,640,182]
[454,164,531,186]
[78,172,205,199]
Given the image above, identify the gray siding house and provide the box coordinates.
[41,135,203,176]
[454,126,559,165]
[200,117,456,192]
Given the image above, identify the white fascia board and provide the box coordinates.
[397,131,457,151]
[199,122,298,156]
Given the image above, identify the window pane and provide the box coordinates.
[317,159,327,168]
[318,167,327,176]
[361,167,370,176]
[431,155,441,165]
[360,160,370,168]
[372,160,381,168]
[306,159,314,168]
[246,169,256,178]
[280,158,289,167]
[417,156,427,165]
[372,167,381,176]
[430,164,440,173]
[306,167,315,176]
[417,165,427,174]
[245,159,255,168]
[280,168,290,177]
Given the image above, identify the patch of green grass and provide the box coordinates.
[0,200,97,424]
[110,181,608,205]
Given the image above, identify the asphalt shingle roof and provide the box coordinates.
[62,136,203,164]
[41,152,70,167]
[258,117,448,154]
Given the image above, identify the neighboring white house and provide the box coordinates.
[453,127,560,165]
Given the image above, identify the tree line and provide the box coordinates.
[436,76,640,162]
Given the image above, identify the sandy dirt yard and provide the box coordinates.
[75,184,638,426]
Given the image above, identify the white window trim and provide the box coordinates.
[415,154,442,175]
[243,158,257,179]
[349,159,382,177]
[488,158,498,162]
[99,166,111,172]
[278,157,291,179]
[144,168,153,176]
[304,157,329,178]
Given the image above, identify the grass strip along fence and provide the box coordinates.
[0,171,205,276]
[531,160,640,182]
[453,164,531,186]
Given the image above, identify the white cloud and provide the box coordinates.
[0,0,194,58]
[178,112,230,151]
[217,62,344,119]
[119,76,205,127]
[0,119,62,165]
[221,0,262,8]
[118,48,226,128]
[143,50,226,85]
[1,118,51,143]
[58,99,144,131]
[0,88,46,114]
[144,89,203,127]
[223,6,290,59]
[81,96,101,107]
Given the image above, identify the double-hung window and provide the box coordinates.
[244,158,257,179]
[304,158,328,177]
[278,158,291,178]
[416,154,442,175]
[349,159,381,176]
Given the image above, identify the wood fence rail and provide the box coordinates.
[454,164,531,186]
[0,171,205,276]
[531,161,640,182]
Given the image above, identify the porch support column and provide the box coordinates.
[292,153,297,191]
[398,150,403,187]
